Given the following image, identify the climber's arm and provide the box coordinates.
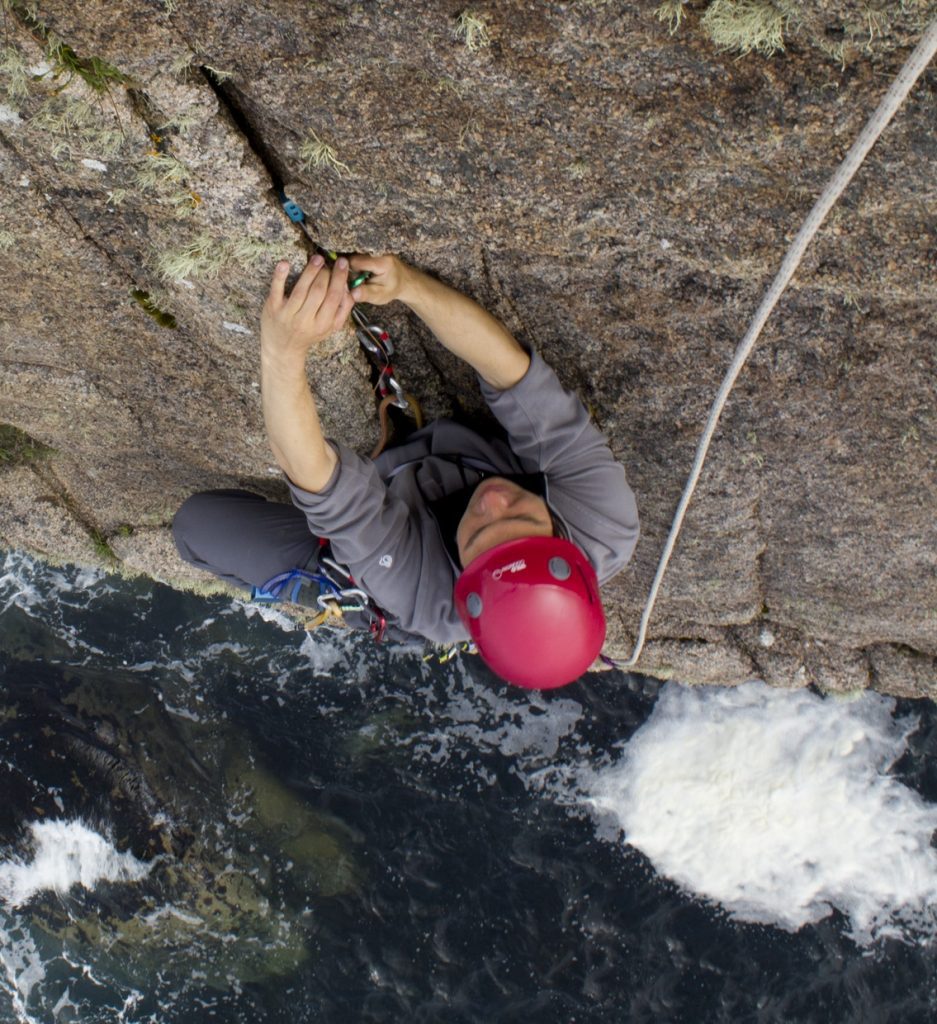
[260,256,356,492]
[348,255,530,390]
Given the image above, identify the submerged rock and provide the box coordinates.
[0,654,360,986]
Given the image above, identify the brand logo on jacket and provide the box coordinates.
[492,559,527,580]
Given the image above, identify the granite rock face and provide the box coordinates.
[0,1,934,695]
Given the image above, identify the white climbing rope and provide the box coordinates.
[623,19,937,670]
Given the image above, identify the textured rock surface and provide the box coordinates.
[0,1,934,694]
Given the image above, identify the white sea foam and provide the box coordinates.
[583,682,937,945]
[298,631,350,677]
[0,552,109,621]
[0,915,45,1023]
[233,599,298,632]
[0,821,151,909]
[0,555,43,617]
[399,659,585,789]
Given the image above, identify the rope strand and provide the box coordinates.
[622,20,937,670]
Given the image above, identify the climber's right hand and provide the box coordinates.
[348,254,412,306]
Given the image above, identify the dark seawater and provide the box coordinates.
[1,551,936,1024]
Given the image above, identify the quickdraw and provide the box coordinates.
[353,313,409,411]
[278,190,420,425]
[313,551,388,642]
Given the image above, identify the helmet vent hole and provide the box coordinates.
[466,593,483,618]
[548,557,571,581]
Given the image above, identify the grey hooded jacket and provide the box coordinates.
[288,350,639,643]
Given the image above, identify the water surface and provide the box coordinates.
[1,552,936,1023]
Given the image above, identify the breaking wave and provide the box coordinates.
[580,683,937,945]
[0,820,151,909]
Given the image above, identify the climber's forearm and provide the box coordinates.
[399,268,530,391]
[258,255,353,492]
[260,350,337,493]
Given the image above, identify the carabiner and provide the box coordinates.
[386,374,410,410]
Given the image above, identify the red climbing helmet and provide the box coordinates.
[454,536,606,690]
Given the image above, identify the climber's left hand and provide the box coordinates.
[261,254,356,362]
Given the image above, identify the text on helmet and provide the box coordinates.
[492,559,527,581]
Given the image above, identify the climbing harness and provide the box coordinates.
[612,20,937,672]
[254,549,390,642]
[308,549,389,642]
[252,529,478,657]
[277,190,424,451]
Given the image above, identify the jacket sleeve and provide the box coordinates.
[478,350,639,583]
[286,442,465,642]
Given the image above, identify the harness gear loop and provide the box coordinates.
[617,19,937,672]
[258,555,390,636]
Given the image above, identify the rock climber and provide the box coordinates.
[173,254,639,689]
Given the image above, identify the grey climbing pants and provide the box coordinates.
[172,490,319,593]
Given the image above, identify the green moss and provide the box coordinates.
[0,423,54,466]
[29,94,123,159]
[655,0,792,55]
[134,152,187,190]
[131,289,178,329]
[0,45,30,101]
[202,64,234,83]
[660,0,936,62]
[169,49,195,77]
[5,2,129,92]
[133,154,202,218]
[156,111,201,137]
[90,529,117,564]
[49,41,129,92]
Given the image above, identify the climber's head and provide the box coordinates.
[456,476,554,567]
[454,477,606,690]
